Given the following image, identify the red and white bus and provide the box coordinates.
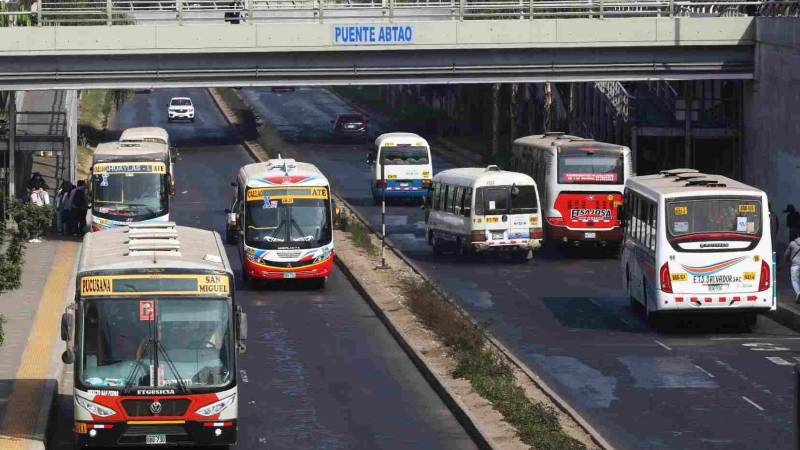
[226,158,334,289]
[511,133,632,247]
[62,223,247,448]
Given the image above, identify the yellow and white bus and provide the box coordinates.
[621,170,774,327]
[89,142,175,231]
[425,165,543,262]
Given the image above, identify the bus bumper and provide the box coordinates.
[472,239,542,253]
[243,255,334,280]
[547,225,622,244]
[74,420,237,447]
[655,293,773,312]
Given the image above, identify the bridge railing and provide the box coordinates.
[8,0,797,25]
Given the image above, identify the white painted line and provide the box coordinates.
[619,318,633,328]
[766,356,793,366]
[793,357,800,364]
[711,337,800,341]
[694,364,715,378]
[741,396,765,412]
[654,339,672,351]
[588,299,601,307]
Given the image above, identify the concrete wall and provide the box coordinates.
[742,18,800,245]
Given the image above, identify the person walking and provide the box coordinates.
[784,235,800,303]
[785,204,800,242]
[70,180,88,236]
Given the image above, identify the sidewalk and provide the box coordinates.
[0,234,79,450]
[769,241,800,331]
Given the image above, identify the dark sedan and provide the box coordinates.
[331,113,369,142]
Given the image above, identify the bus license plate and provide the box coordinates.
[584,232,596,239]
[146,434,167,445]
[708,284,726,292]
[283,272,296,279]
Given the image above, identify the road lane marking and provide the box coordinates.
[742,342,790,351]
[0,241,79,450]
[766,356,793,366]
[619,318,633,328]
[711,337,800,341]
[694,364,715,378]
[588,299,601,307]
[654,339,672,351]
[741,396,765,412]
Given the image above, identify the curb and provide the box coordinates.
[208,87,505,450]
[32,241,79,450]
[768,303,800,333]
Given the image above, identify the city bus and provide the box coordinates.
[225,158,333,289]
[367,132,432,204]
[511,133,632,247]
[88,142,175,231]
[621,170,774,327]
[425,165,543,262]
[119,127,170,148]
[60,222,247,448]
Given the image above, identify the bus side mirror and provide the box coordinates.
[237,307,248,342]
[61,313,73,342]
[61,349,74,365]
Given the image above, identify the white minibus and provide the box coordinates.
[621,170,773,327]
[367,132,432,204]
[425,165,543,262]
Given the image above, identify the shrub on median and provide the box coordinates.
[401,277,587,450]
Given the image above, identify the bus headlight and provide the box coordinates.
[314,247,332,263]
[76,396,116,418]
[196,394,236,417]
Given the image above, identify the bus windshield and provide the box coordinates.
[245,187,332,250]
[92,172,168,221]
[79,298,233,391]
[557,148,623,185]
[666,197,762,241]
[475,185,538,215]
[380,146,430,165]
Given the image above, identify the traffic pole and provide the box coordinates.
[379,160,388,269]
[796,364,799,450]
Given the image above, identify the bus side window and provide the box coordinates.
[474,188,484,216]
[463,188,472,216]
[442,185,450,212]
[648,202,656,252]
[632,194,641,244]
[454,187,463,216]
[447,185,457,214]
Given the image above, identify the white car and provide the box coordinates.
[168,97,195,122]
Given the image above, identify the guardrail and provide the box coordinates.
[0,0,792,25]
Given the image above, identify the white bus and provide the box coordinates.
[621,170,774,327]
[367,132,432,204]
[425,165,543,262]
[119,127,170,147]
[89,142,175,231]
[226,158,333,289]
[511,133,632,247]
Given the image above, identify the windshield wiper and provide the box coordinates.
[122,339,153,394]
[155,341,189,394]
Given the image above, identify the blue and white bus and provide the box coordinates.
[368,132,432,204]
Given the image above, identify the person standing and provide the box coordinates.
[55,181,73,234]
[785,204,800,242]
[784,235,800,303]
[769,203,779,248]
[70,180,88,236]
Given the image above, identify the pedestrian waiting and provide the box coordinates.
[783,234,800,303]
[785,204,800,241]
[69,180,88,236]
[54,181,74,235]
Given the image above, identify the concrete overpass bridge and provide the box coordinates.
[0,0,775,89]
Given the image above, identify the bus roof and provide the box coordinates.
[238,158,329,188]
[375,132,429,148]
[77,223,232,275]
[93,141,170,164]
[119,127,169,144]
[433,166,536,188]
[627,172,765,200]
[513,133,629,154]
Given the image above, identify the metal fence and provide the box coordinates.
[0,0,795,25]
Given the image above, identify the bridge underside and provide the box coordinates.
[0,46,753,90]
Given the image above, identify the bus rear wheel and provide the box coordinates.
[741,312,758,330]
[511,249,531,264]
[431,234,444,256]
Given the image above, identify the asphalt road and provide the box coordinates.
[240,86,800,450]
[48,88,478,450]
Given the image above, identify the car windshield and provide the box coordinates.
[474,185,538,215]
[92,170,168,221]
[79,298,233,390]
[171,99,192,106]
[666,197,762,239]
[557,148,624,185]
[245,187,332,250]
[380,146,429,165]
